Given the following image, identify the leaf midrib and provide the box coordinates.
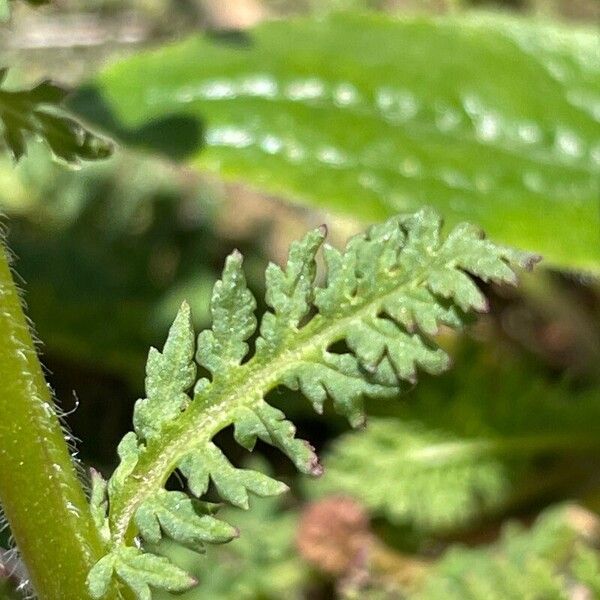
[109,251,444,546]
[403,433,600,464]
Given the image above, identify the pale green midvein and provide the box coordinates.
[108,260,435,548]
[404,434,600,464]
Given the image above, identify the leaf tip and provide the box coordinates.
[311,462,324,477]
[178,299,192,315]
[352,414,368,430]
[230,248,244,261]
[522,253,542,272]
[477,296,490,313]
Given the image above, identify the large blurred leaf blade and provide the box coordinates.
[72,13,600,273]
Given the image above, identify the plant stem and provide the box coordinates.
[0,240,112,600]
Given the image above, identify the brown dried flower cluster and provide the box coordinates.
[296,496,373,576]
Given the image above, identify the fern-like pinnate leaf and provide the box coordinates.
[133,302,196,442]
[154,465,307,600]
[134,490,238,552]
[87,209,536,599]
[88,548,197,600]
[0,69,112,162]
[311,357,600,533]
[415,504,600,599]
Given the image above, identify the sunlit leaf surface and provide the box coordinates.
[72,13,600,273]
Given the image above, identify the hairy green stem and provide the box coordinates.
[0,241,112,600]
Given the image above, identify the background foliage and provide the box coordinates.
[70,13,600,274]
[0,0,599,598]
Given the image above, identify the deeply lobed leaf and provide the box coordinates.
[135,490,238,552]
[0,69,112,163]
[197,251,256,377]
[88,547,196,600]
[133,302,196,442]
[88,209,537,598]
[414,505,600,599]
[310,355,600,533]
[179,442,288,509]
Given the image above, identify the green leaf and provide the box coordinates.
[133,301,196,442]
[258,227,326,352]
[310,353,600,533]
[154,476,307,600]
[87,554,116,600]
[233,401,323,475]
[415,505,600,599]
[135,490,238,552]
[90,469,110,543]
[196,251,257,377]
[179,443,288,509]
[0,69,112,162]
[71,13,600,273]
[108,431,140,502]
[89,210,535,598]
[114,548,197,600]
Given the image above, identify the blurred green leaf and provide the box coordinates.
[413,504,600,599]
[347,504,600,598]
[0,69,112,163]
[0,146,226,384]
[72,13,600,273]
[309,351,600,534]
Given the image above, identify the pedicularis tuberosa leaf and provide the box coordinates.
[311,379,600,534]
[416,505,600,599]
[87,209,537,599]
[0,69,112,163]
[70,13,600,273]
